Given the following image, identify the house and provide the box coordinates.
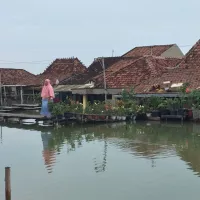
[123,44,184,58]
[0,68,37,105]
[59,57,124,85]
[134,39,200,94]
[55,43,184,101]
[37,58,86,86]
[92,56,182,89]
[70,56,183,107]
[0,58,87,105]
[68,44,184,104]
[54,57,126,101]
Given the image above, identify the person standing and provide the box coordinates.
[40,79,55,117]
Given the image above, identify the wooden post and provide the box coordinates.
[112,95,116,106]
[102,58,107,102]
[4,86,6,105]
[5,167,11,200]
[83,94,87,111]
[32,87,35,104]
[15,86,17,101]
[20,86,23,104]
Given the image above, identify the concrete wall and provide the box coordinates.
[161,45,184,58]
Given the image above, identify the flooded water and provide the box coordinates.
[1,121,200,200]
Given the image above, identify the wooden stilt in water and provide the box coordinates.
[5,167,11,200]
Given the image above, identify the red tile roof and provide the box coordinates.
[60,57,125,85]
[0,68,37,86]
[37,58,86,85]
[135,40,200,93]
[93,56,182,89]
[123,44,175,57]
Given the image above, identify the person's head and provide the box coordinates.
[44,79,50,86]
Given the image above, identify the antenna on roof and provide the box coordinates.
[112,50,114,57]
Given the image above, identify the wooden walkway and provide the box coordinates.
[1,106,21,110]
[161,115,184,122]
[0,113,46,121]
[12,104,40,108]
[12,104,41,111]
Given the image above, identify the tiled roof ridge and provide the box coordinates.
[162,39,200,70]
[0,68,36,78]
[38,57,86,75]
[122,44,175,57]
[134,44,175,48]
[149,56,182,60]
[0,67,25,70]
[89,56,137,66]
[145,57,159,77]
[94,56,122,59]
[0,68,35,73]
[59,71,88,84]
[145,56,183,69]
[185,39,200,57]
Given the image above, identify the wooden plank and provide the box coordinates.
[0,110,13,113]
[161,115,183,119]
[1,106,21,110]
[12,104,40,108]
[148,117,160,121]
[21,107,41,110]
[0,113,44,120]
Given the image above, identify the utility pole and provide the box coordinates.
[0,73,2,107]
[102,58,107,102]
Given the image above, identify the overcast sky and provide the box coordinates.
[0,0,199,74]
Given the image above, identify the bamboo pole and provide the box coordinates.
[5,167,11,200]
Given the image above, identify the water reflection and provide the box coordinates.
[2,122,200,177]
[41,133,56,173]
[94,139,108,173]
[41,122,200,176]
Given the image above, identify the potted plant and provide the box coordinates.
[135,105,148,120]
[99,102,108,120]
[114,108,122,120]
[70,102,83,121]
[63,104,73,119]
[84,102,94,121]
[187,90,200,120]
[123,100,136,120]
[48,101,54,113]
[110,107,118,121]
[52,103,64,120]
[147,96,162,117]
[118,107,126,121]
[177,96,187,116]
[158,101,168,116]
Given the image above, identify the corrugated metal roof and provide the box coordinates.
[54,83,94,92]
